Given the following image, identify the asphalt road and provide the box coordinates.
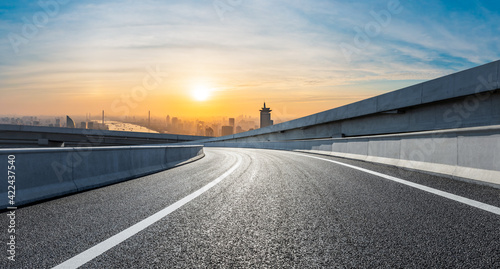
[2,147,499,268]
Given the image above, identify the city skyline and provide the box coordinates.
[1,1,500,119]
[0,109,266,137]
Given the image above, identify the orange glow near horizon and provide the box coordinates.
[0,73,405,121]
[1,1,496,125]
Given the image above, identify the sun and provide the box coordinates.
[191,86,211,101]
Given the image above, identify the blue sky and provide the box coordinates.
[0,0,499,118]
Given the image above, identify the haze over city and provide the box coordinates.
[1,0,500,120]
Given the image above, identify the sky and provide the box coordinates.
[1,0,499,121]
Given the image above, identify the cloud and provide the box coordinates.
[0,0,499,117]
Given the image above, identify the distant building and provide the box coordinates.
[66,116,75,128]
[55,118,61,127]
[236,126,243,134]
[171,117,179,129]
[221,126,234,136]
[205,127,214,137]
[211,124,220,137]
[229,118,235,127]
[87,121,94,129]
[196,121,205,136]
[93,122,108,130]
[260,102,273,128]
[80,122,87,129]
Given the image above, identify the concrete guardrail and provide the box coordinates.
[0,145,204,209]
[204,126,500,188]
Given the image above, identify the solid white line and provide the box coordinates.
[294,153,500,216]
[52,156,242,269]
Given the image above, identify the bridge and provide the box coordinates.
[1,61,499,268]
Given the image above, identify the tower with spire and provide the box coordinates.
[260,102,274,128]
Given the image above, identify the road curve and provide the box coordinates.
[2,148,499,268]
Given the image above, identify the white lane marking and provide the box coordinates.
[294,153,500,216]
[53,156,242,269]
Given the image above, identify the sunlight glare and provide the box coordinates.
[191,86,211,101]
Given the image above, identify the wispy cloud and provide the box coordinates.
[0,0,499,117]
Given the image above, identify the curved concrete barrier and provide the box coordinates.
[0,145,203,209]
[204,126,500,188]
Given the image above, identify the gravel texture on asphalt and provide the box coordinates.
[1,148,499,268]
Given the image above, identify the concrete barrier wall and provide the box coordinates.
[204,126,500,188]
[0,145,203,209]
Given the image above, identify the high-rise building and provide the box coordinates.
[66,116,75,128]
[196,121,205,136]
[171,117,179,130]
[221,126,234,136]
[260,102,273,128]
[228,118,235,134]
[211,124,220,137]
[80,122,87,129]
[55,118,61,127]
[205,127,214,137]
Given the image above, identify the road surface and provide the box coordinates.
[2,148,499,268]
